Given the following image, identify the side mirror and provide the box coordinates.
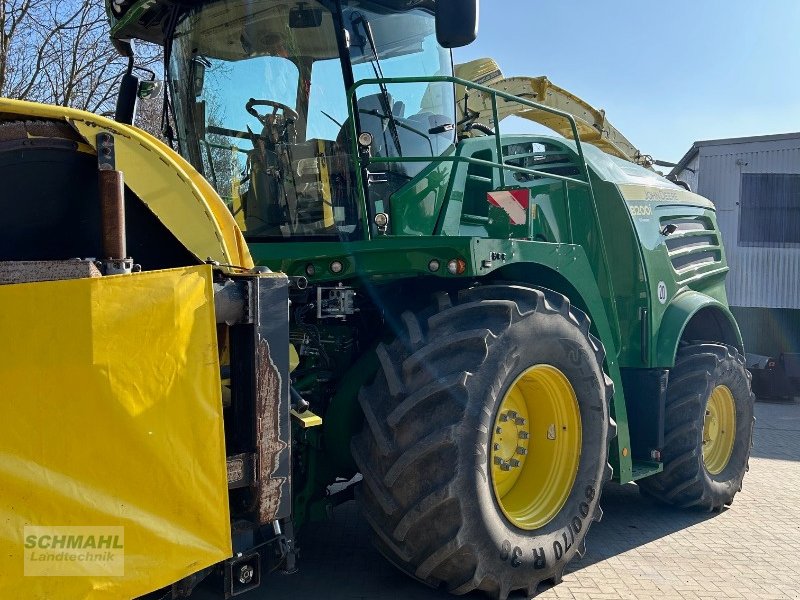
[137,80,162,100]
[289,3,323,28]
[436,0,479,48]
[115,72,139,125]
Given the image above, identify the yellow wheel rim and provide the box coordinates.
[490,365,582,530]
[703,385,736,475]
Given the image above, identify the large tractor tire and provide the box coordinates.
[638,344,754,510]
[351,285,615,599]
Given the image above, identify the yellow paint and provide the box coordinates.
[230,145,247,231]
[617,183,714,209]
[0,98,253,271]
[490,365,582,530]
[0,266,231,599]
[703,385,736,475]
[455,58,644,165]
[317,140,335,228]
[289,344,300,372]
[291,409,323,428]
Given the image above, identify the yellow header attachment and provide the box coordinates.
[0,98,253,271]
[455,58,653,168]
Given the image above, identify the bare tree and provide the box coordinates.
[1,0,160,116]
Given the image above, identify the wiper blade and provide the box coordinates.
[352,13,403,158]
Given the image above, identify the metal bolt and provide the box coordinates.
[516,447,527,455]
[493,443,501,451]
[509,458,521,468]
[500,462,511,471]
[238,564,255,585]
[499,413,509,422]
[507,410,518,419]
[494,456,504,466]
[519,431,529,440]
[495,426,503,434]
[514,417,526,426]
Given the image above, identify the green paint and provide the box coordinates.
[252,119,739,488]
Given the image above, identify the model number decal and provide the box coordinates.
[629,204,653,217]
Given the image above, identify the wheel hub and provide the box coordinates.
[490,364,582,530]
[703,385,736,475]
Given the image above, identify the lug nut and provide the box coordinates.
[494,456,504,465]
[238,564,255,585]
[519,431,529,440]
[495,426,503,434]
[507,410,518,419]
[493,443,501,451]
[515,417,526,426]
[499,413,509,422]
[500,462,511,471]
[516,447,527,455]
[509,459,521,468]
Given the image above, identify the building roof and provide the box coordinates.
[669,131,800,177]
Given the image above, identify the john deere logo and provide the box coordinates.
[23,526,124,577]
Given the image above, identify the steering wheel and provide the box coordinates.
[246,98,299,124]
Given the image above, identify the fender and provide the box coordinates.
[655,289,744,367]
[0,98,253,270]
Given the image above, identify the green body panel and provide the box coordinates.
[253,234,635,486]
[656,290,742,367]
[389,157,455,236]
[252,129,743,498]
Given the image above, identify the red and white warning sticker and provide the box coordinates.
[487,189,530,225]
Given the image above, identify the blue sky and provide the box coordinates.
[454,1,800,163]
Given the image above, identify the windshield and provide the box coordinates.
[344,2,456,181]
[168,0,455,241]
[170,0,360,240]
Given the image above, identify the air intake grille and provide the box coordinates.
[661,216,722,274]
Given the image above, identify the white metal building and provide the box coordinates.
[670,132,800,357]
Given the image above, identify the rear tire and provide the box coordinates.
[352,285,615,599]
[638,344,754,510]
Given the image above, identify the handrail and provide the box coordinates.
[346,75,595,239]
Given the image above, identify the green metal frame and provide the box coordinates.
[346,75,596,240]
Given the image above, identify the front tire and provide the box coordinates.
[638,344,755,510]
[351,285,615,599]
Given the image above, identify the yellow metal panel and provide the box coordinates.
[0,266,232,599]
[454,58,650,166]
[317,140,335,228]
[0,98,253,271]
[290,409,323,428]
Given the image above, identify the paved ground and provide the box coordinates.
[227,399,800,600]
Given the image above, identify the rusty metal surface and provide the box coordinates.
[227,452,257,490]
[98,169,127,260]
[255,337,289,524]
[0,260,101,285]
[227,273,291,525]
[252,274,292,524]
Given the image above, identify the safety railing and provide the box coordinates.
[347,75,595,239]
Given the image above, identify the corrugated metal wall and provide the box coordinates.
[676,154,700,192]
[696,137,800,309]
